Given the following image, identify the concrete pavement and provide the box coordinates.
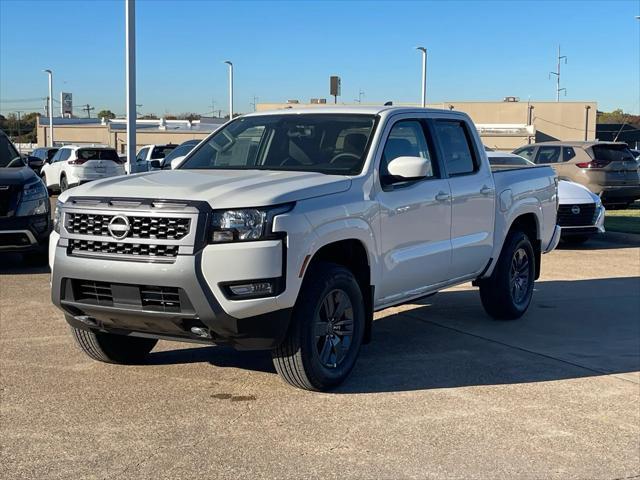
[1,232,639,479]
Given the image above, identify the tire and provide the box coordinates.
[70,326,157,364]
[479,230,535,320]
[272,262,365,391]
[59,175,68,192]
[561,235,590,245]
[23,244,48,265]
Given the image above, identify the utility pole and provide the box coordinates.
[250,96,258,112]
[354,90,365,104]
[209,99,216,117]
[549,45,567,102]
[15,111,22,154]
[83,104,95,118]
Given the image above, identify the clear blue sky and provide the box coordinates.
[1,0,639,117]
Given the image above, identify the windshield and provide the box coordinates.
[0,133,24,168]
[592,145,636,163]
[151,145,176,159]
[180,114,377,175]
[164,144,195,162]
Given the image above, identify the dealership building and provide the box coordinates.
[37,99,596,152]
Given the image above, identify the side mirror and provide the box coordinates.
[149,159,161,170]
[170,156,186,169]
[26,156,42,168]
[386,156,432,180]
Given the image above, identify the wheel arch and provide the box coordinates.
[303,238,374,344]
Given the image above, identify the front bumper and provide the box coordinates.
[599,186,640,204]
[0,213,51,252]
[51,241,293,350]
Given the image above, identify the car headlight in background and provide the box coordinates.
[209,204,293,243]
[15,179,49,217]
[53,200,64,233]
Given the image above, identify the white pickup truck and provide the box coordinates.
[50,107,560,391]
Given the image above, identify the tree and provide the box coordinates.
[597,109,640,127]
[97,109,116,120]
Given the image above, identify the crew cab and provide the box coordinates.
[49,107,560,391]
[41,146,125,192]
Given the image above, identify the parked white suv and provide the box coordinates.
[41,146,125,192]
[50,107,560,391]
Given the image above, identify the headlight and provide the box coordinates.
[15,179,49,217]
[209,204,293,243]
[53,200,64,233]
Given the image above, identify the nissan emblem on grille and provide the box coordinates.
[571,205,581,215]
[107,215,131,240]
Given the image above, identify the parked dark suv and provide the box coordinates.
[0,131,51,261]
[513,141,640,208]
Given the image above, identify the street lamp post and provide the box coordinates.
[43,69,53,146]
[416,47,427,107]
[224,61,233,120]
[125,0,137,174]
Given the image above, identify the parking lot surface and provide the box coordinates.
[1,233,639,479]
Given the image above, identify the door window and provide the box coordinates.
[54,149,71,162]
[534,146,561,164]
[380,120,435,184]
[434,120,478,176]
[562,147,576,162]
[514,146,535,161]
[136,148,149,161]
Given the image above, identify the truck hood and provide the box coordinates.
[59,169,352,208]
[558,180,599,204]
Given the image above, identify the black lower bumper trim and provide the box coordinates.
[61,300,292,350]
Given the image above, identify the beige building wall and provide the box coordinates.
[37,121,212,154]
[257,100,597,151]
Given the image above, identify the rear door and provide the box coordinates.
[51,148,70,185]
[375,115,452,304]
[433,117,495,279]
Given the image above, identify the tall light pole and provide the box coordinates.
[125,0,137,174]
[416,47,427,107]
[42,69,53,146]
[549,45,567,102]
[224,61,233,119]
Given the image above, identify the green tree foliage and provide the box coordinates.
[597,109,640,127]
[97,109,116,120]
[0,112,39,142]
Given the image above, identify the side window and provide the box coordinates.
[562,147,576,162]
[58,149,71,162]
[434,120,478,176]
[535,146,561,164]
[136,148,148,161]
[50,150,62,163]
[380,120,435,182]
[514,147,535,161]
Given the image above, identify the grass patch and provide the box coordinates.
[605,202,640,234]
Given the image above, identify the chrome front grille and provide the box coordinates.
[69,239,179,258]
[66,213,191,240]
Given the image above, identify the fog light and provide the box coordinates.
[212,230,234,242]
[229,282,274,297]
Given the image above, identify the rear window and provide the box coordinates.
[489,155,532,167]
[591,145,636,163]
[77,149,120,161]
[151,146,176,159]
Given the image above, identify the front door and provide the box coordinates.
[432,118,495,279]
[375,117,452,305]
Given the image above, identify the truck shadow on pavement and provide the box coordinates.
[0,253,50,275]
[148,276,640,394]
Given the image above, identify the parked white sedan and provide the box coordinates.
[487,152,605,244]
[41,146,126,192]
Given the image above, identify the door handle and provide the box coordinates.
[435,191,450,202]
[480,185,494,196]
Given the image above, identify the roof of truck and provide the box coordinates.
[523,141,628,148]
[243,106,461,117]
